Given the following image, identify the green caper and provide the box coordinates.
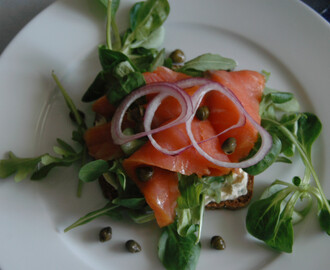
[136,166,154,182]
[169,49,185,64]
[221,137,237,155]
[211,235,226,250]
[69,110,85,123]
[292,176,301,186]
[196,106,210,121]
[125,239,142,253]
[99,226,112,242]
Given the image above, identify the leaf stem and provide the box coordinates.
[64,203,120,232]
[282,190,301,218]
[111,19,121,50]
[196,194,205,244]
[76,146,88,197]
[52,71,83,127]
[308,186,324,207]
[273,179,295,188]
[106,0,112,50]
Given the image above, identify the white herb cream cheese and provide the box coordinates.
[205,169,248,204]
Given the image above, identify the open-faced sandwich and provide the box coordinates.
[84,65,268,229]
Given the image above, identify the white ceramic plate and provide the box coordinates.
[0,0,329,269]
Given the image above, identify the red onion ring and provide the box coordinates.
[176,77,211,89]
[185,82,272,168]
[111,82,193,145]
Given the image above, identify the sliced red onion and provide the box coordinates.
[186,82,272,168]
[111,82,193,145]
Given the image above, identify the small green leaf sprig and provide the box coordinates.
[64,158,155,232]
[82,0,170,105]
[0,72,88,196]
[244,86,330,252]
[82,0,237,106]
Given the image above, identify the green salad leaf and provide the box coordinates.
[243,134,282,175]
[122,0,169,53]
[112,197,146,209]
[319,200,330,235]
[158,222,201,270]
[79,160,109,182]
[178,53,236,76]
[0,152,42,182]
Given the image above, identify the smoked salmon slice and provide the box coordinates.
[92,95,116,119]
[207,70,264,162]
[143,66,190,84]
[128,167,180,227]
[84,122,123,160]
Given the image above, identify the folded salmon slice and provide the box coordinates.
[84,122,123,160]
[207,70,264,162]
[143,66,190,83]
[92,96,116,119]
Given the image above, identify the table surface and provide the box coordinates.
[0,0,329,56]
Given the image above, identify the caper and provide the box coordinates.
[211,235,226,250]
[196,106,210,121]
[99,226,112,242]
[125,239,142,253]
[169,49,185,64]
[69,110,85,123]
[292,176,301,186]
[136,166,154,182]
[221,137,237,155]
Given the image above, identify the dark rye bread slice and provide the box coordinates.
[99,174,254,210]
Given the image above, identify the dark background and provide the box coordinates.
[302,0,330,19]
